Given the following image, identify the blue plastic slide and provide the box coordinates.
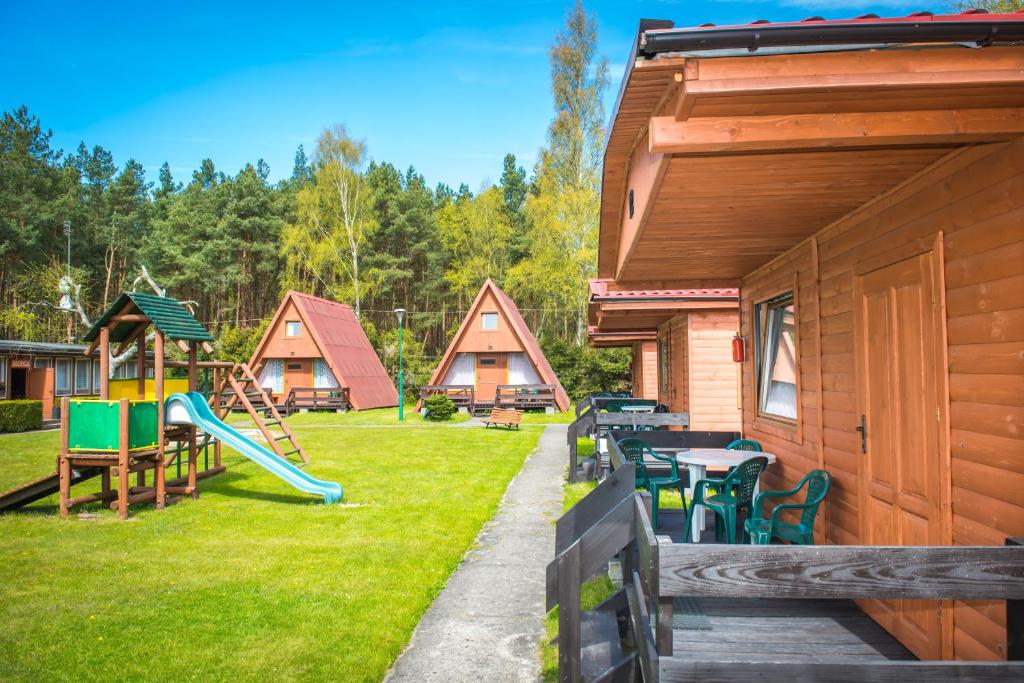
[164,392,343,504]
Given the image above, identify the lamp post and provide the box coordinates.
[395,308,406,421]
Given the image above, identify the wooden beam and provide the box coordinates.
[649,108,1024,155]
[113,322,148,358]
[174,339,189,353]
[658,543,1024,600]
[201,341,214,354]
[109,314,148,322]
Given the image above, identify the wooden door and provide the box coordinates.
[475,353,507,402]
[284,360,311,398]
[854,248,950,660]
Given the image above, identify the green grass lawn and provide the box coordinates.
[0,422,542,682]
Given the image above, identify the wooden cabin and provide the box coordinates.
[0,340,102,420]
[588,279,741,430]
[249,291,397,411]
[597,12,1024,661]
[422,279,570,412]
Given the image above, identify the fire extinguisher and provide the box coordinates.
[732,334,745,363]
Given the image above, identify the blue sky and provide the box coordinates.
[2,0,927,190]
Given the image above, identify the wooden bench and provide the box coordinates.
[483,408,522,430]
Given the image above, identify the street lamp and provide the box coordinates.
[394,308,406,421]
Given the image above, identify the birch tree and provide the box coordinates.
[282,126,376,316]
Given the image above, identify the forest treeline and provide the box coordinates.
[0,2,630,397]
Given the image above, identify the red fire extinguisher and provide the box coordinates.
[732,334,745,363]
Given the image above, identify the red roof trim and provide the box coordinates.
[590,279,739,300]
[657,10,1024,33]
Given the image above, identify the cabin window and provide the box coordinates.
[481,312,498,330]
[0,357,6,398]
[628,190,635,219]
[259,359,284,394]
[33,357,52,369]
[658,338,670,395]
[287,363,302,371]
[74,358,91,395]
[55,358,72,396]
[313,359,338,389]
[286,321,301,337]
[755,292,798,422]
[92,360,101,392]
[478,358,497,366]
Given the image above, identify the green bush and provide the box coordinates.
[0,400,43,432]
[423,394,457,421]
[540,338,631,400]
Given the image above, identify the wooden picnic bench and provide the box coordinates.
[483,408,522,430]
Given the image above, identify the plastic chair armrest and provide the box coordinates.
[769,502,814,526]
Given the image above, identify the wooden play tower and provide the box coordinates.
[53,292,304,519]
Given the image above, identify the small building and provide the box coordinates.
[249,291,397,410]
[588,280,741,430]
[0,340,102,419]
[423,279,570,411]
[597,11,1024,661]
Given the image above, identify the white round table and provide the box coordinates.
[620,405,655,413]
[672,448,777,543]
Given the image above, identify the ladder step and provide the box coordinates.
[281,449,300,457]
[265,419,281,426]
[273,433,291,441]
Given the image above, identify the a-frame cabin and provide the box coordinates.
[422,280,570,412]
[249,291,397,411]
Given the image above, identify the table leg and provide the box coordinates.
[689,464,705,543]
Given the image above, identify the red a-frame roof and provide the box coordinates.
[425,279,570,411]
[250,291,398,410]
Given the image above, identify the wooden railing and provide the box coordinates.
[566,410,690,483]
[419,385,475,413]
[495,384,556,409]
[547,476,1024,682]
[283,387,350,416]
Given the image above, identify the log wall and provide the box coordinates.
[739,140,1024,660]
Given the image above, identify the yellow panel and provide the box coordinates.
[108,377,190,401]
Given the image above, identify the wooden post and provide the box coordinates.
[1009,537,1023,661]
[58,397,71,519]
[117,398,130,520]
[99,327,110,399]
[187,341,198,499]
[135,333,146,398]
[154,331,165,510]
[557,542,582,683]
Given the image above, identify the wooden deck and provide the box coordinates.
[665,597,913,664]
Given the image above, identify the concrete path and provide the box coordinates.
[385,424,567,682]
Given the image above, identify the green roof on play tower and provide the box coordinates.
[82,291,214,343]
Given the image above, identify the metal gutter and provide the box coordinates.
[641,19,1024,57]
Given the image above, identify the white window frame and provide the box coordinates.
[55,358,72,397]
[754,291,799,423]
[92,360,101,394]
[285,321,301,337]
[481,312,498,330]
[33,357,52,369]
[74,358,92,395]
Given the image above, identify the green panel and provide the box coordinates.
[67,400,159,452]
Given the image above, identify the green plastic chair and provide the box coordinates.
[726,438,762,452]
[683,456,768,544]
[743,470,832,545]
[617,438,686,530]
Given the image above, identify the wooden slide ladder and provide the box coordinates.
[212,363,309,464]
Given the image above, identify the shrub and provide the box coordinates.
[0,400,43,432]
[540,338,631,400]
[423,394,457,421]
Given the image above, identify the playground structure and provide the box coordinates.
[0,291,342,519]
